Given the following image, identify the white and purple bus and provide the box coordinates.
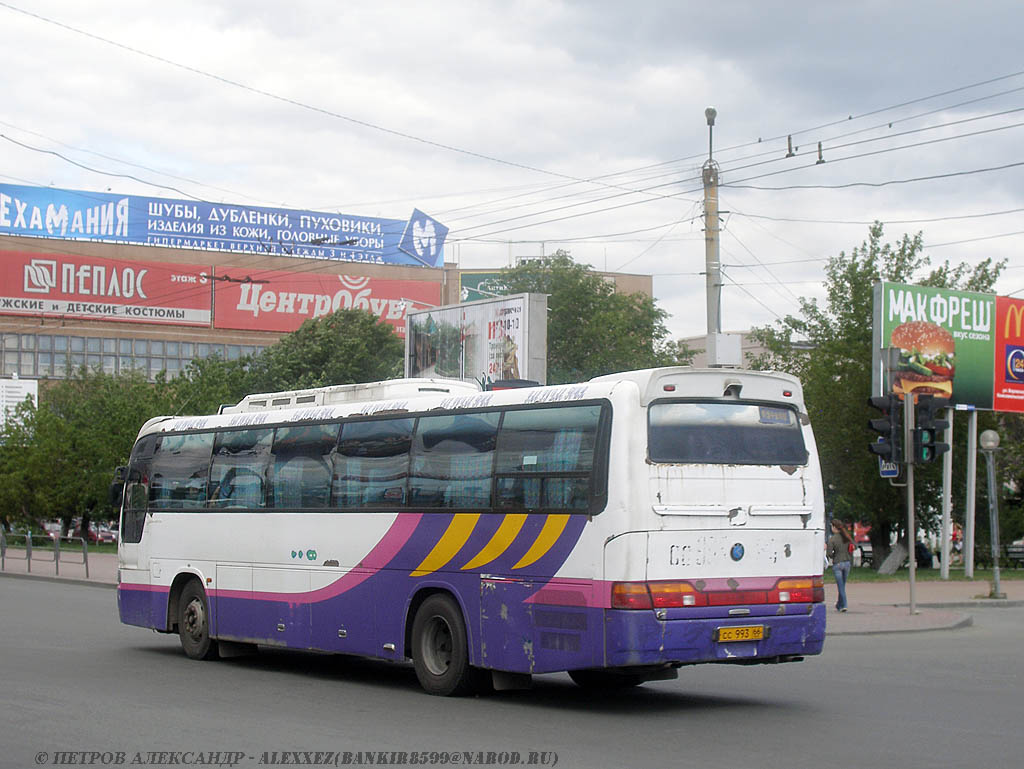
[114,367,826,695]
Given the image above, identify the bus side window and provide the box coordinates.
[334,418,414,509]
[495,405,602,512]
[149,432,215,510]
[209,428,273,509]
[409,412,499,509]
[270,423,338,509]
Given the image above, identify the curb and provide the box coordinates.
[916,600,1024,610]
[826,613,974,637]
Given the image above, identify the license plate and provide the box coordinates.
[716,625,765,642]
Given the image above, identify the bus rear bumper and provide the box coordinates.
[604,603,826,668]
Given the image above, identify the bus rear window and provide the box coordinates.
[648,401,807,466]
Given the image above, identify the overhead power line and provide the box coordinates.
[727,159,1024,192]
[730,207,1024,226]
[0,1,694,204]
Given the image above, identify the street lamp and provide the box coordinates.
[978,429,1005,599]
[704,106,717,163]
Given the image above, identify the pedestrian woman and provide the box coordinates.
[827,520,854,612]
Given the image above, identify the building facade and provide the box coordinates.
[1,233,651,383]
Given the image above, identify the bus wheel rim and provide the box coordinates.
[184,598,205,641]
[422,615,453,677]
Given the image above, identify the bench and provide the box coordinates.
[1008,543,1024,568]
[975,544,1024,569]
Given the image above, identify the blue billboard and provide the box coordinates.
[0,183,447,268]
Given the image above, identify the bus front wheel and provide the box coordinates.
[411,594,481,696]
[178,581,219,661]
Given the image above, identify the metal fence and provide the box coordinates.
[0,531,90,578]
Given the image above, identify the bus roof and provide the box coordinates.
[219,378,480,414]
[134,368,806,439]
[589,367,805,409]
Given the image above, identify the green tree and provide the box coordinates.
[244,308,403,392]
[0,311,405,533]
[0,368,171,534]
[750,223,1004,563]
[168,355,253,417]
[499,251,690,383]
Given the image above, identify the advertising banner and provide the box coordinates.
[1,377,38,433]
[0,249,211,327]
[459,271,507,302]
[213,270,440,338]
[872,281,1024,413]
[994,295,1024,412]
[0,183,448,268]
[405,294,547,385]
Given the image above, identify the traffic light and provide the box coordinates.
[867,394,902,463]
[913,394,950,464]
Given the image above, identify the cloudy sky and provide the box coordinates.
[3,0,1023,340]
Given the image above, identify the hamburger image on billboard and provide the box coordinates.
[890,321,954,398]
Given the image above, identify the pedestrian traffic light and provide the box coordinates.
[913,394,950,464]
[867,394,902,463]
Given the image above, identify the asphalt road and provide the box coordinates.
[1,577,1020,769]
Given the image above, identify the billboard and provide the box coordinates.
[0,249,212,327]
[405,294,547,385]
[214,270,440,338]
[1,377,37,433]
[0,183,448,268]
[872,281,1024,413]
[994,295,1024,411]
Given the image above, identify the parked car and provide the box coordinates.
[43,522,62,541]
[71,525,99,544]
[97,525,118,544]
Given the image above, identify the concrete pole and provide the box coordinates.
[703,107,722,356]
[940,407,953,579]
[965,410,978,578]
[982,448,1004,599]
[905,395,917,614]
[703,162,721,335]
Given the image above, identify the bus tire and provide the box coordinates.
[178,580,219,661]
[568,669,646,689]
[411,594,481,696]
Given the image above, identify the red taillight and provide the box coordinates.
[611,582,652,609]
[769,577,825,604]
[649,581,704,607]
[611,577,824,610]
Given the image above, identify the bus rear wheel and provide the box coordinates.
[411,594,482,696]
[178,581,219,661]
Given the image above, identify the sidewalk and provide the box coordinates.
[0,548,117,587]
[824,579,1024,635]
[2,550,1020,635]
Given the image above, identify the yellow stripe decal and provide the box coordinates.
[410,514,480,577]
[461,514,528,570]
[512,514,570,570]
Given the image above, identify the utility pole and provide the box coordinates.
[905,394,918,614]
[703,107,722,346]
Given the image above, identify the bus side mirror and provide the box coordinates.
[109,466,127,508]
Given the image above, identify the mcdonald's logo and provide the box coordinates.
[1006,303,1024,339]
